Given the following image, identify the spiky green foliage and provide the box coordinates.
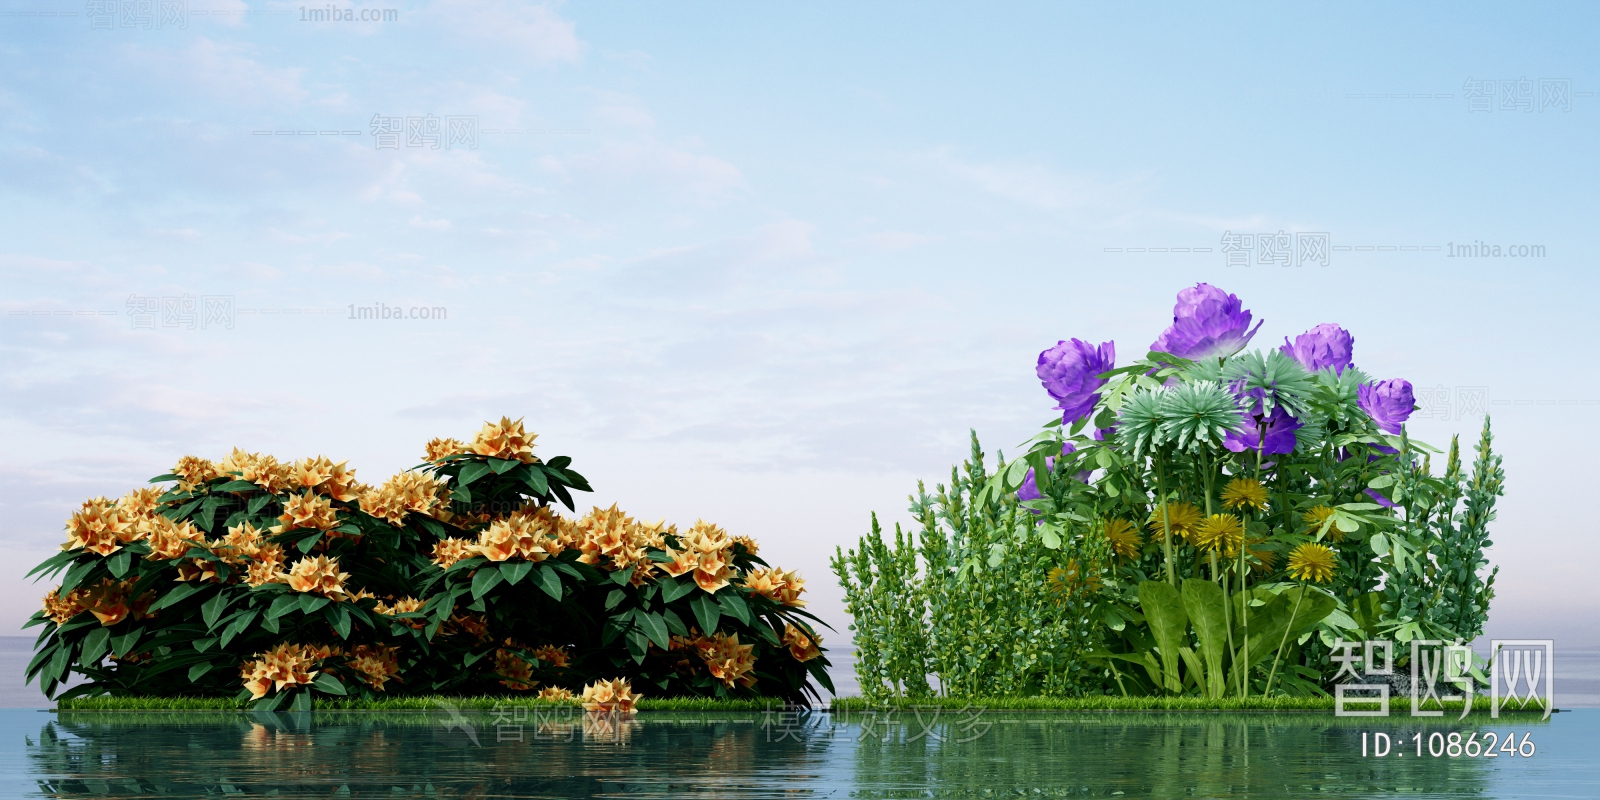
[1223,349,1315,419]
[1156,381,1243,453]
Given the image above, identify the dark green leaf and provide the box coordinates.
[417,517,446,538]
[148,473,179,483]
[25,551,77,581]
[635,610,670,651]
[605,589,626,611]
[291,689,312,712]
[267,594,301,621]
[80,628,111,665]
[689,594,721,635]
[296,532,324,554]
[609,568,633,586]
[550,483,575,511]
[202,591,234,629]
[188,662,213,681]
[546,456,572,469]
[457,461,492,487]
[717,592,752,626]
[327,605,352,639]
[659,576,695,603]
[247,494,272,514]
[149,582,198,612]
[313,673,348,696]
[662,609,689,637]
[500,561,532,586]
[520,467,550,496]
[471,567,504,600]
[625,629,649,664]
[536,568,563,600]
[451,485,472,504]
[193,637,218,653]
[111,628,143,658]
[58,558,98,596]
[488,457,519,475]
[298,594,330,615]
[216,480,259,492]
[106,550,133,578]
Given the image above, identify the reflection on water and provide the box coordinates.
[5,708,1595,798]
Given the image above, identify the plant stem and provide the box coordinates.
[1264,583,1307,697]
[1155,456,1176,588]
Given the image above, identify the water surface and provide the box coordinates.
[1,708,1592,798]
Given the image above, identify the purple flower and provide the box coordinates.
[1223,404,1302,455]
[1037,339,1116,424]
[1281,323,1355,375]
[1358,379,1415,435]
[1016,443,1088,508]
[1148,283,1264,361]
[1364,489,1398,509]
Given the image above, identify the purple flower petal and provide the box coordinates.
[1037,339,1116,424]
[1148,283,1263,361]
[1280,323,1355,375]
[1223,405,1302,455]
[1358,379,1415,435]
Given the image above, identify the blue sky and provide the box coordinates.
[2,1,1597,668]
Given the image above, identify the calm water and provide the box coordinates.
[0,708,1594,798]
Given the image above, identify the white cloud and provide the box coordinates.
[423,0,585,64]
[121,38,308,106]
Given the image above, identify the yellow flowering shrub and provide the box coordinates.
[26,417,830,710]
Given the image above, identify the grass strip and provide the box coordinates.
[827,695,1551,713]
[55,695,793,712]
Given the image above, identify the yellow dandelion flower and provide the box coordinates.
[1193,513,1245,556]
[1146,501,1202,542]
[1301,505,1343,542]
[1286,542,1337,583]
[1104,518,1143,560]
[1245,538,1278,576]
[1047,559,1103,600]
[1221,477,1269,511]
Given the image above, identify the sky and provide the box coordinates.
[2,1,1597,690]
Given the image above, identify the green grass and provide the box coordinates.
[828,695,1551,713]
[55,695,799,712]
[56,694,1554,714]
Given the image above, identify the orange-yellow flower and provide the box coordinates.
[361,471,452,526]
[142,516,206,560]
[743,567,807,607]
[782,624,822,662]
[218,448,295,493]
[290,456,363,502]
[239,643,324,700]
[531,644,570,668]
[431,537,474,570]
[538,686,574,702]
[116,487,165,522]
[374,596,425,629]
[171,455,218,492]
[63,498,134,556]
[494,647,537,691]
[276,492,339,533]
[245,561,288,587]
[424,437,468,462]
[346,644,402,691]
[469,417,539,463]
[580,678,639,713]
[286,555,350,600]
